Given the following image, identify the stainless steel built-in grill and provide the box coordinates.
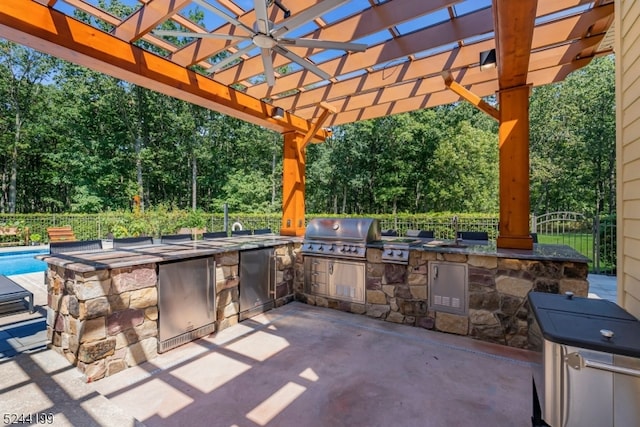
[302,218,380,259]
[303,218,380,304]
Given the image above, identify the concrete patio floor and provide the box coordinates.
[0,271,618,426]
[2,299,540,426]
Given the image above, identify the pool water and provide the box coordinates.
[0,249,48,276]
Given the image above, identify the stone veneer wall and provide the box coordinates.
[296,248,589,350]
[47,244,298,382]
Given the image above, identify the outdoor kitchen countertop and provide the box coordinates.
[36,236,301,273]
[416,240,590,263]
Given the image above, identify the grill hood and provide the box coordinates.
[304,218,381,243]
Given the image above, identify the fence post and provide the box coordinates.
[593,215,600,274]
[531,213,536,233]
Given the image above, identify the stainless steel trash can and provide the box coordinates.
[529,291,640,427]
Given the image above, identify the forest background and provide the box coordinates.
[0,38,615,220]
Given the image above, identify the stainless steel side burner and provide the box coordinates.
[378,238,423,264]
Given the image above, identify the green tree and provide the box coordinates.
[0,41,57,212]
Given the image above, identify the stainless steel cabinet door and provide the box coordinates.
[329,260,365,303]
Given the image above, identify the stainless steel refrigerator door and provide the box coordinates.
[239,248,275,319]
[158,257,215,343]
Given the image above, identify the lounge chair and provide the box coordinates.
[0,275,34,314]
[113,236,154,248]
[47,226,76,242]
[50,239,103,254]
[231,230,252,236]
[381,229,398,237]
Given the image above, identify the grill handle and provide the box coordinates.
[567,352,640,377]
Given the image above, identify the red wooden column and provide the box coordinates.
[497,85,533,250]
[281,131,306,236]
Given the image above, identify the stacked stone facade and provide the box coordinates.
[47,263,159,382]
[298,248,589,350]
[46,244,298,382]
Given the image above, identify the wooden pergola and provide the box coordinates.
[0,0,614,248]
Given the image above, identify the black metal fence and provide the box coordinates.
[0,211,616,275]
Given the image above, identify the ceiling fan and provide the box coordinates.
[153,0,367,86]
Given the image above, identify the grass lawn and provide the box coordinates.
[538,233,593,260]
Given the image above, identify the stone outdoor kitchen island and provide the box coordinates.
[298,241,590,350]
[41,234,588,382]
[40,237,299,382]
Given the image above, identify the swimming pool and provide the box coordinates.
[0,249,48,276]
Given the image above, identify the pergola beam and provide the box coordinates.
[113,0,192,42]
[243,7,495,98]
[300,103,335,150]
[292,57,592,126]
[0,1,329,141]
[279,36,603,117]
[442,71,500,121]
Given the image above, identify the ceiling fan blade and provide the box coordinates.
[279,38,367,52]
[271,0,349,38]
[260,48,276,87]
[253,0,271,34]
[206,44,255,74]
[192,0,255,36]
[273,45,331,81]
[153,29,248,42]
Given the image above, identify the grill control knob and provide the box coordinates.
[395,250,403,256]
[329,244,335,252]
[386,250,394,256]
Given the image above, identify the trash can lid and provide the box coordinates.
[529,292,640,357]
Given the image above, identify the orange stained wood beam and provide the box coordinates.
[312,56,593,126]
[493,0,538,90]
[300,103,335,150]
[244,7,495,98]
[0,1,329,141]
[113,0,192,42]
[281,132,306,237]
[279,33,602,116]
[442,71,499,121]
[493,0,537,250]
[497,86,533,250]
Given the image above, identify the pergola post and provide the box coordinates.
[497,85,533,250]
[281,131,306,236]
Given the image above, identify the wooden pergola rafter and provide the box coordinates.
[0,0,614,244]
